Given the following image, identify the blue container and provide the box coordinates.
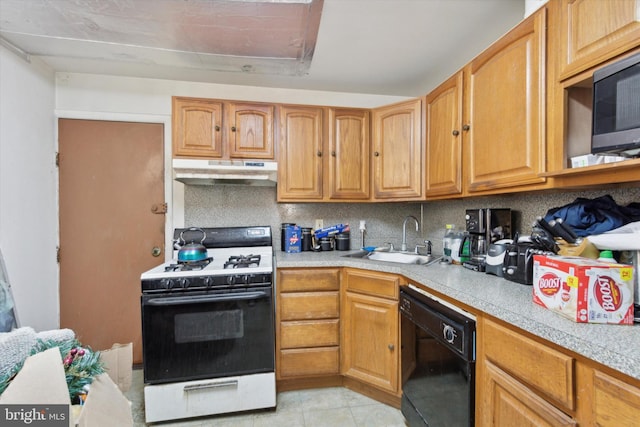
[284,225,302,253]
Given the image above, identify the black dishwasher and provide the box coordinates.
[400,285,476,426]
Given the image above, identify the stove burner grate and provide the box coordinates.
[164,257,213,272]
[224,254,261,269]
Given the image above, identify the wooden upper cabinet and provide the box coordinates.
[277,105,324,200]
[559,0,640,80]
[227,102,274,159]
[328,108,370,200]
[173,97,223,158]
[372,98,423,200]
[172,97,274,159]
[425,71,463,198]
[464,7,547,193]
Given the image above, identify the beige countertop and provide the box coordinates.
[276,250,640,381]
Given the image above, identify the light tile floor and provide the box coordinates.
[125,369,406,426]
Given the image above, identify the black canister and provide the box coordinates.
[320,237,333,251]
[280,223,296,251]
[301,227,313,252]
[335,232,350,251]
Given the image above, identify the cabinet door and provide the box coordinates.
[560,0,640,79]
[425,72,463,197]
[277,105,324,200]
[328,108,370,200]
[481,360,577,427]
[342,292,399,393]
[172,97,223,158]
[464,8,546,193]
[372,99,423,200]
[592,370,640,426]
[228,102,274,159]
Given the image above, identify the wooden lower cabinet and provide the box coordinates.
[341,268,401,395]
[483,360,577,426]
[477,315,640,426]
[276,268,341,380]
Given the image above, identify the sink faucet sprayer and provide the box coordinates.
[401,215,420,252]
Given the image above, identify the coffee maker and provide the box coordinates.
[462,208,512,271]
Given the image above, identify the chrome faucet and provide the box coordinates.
[401,215,420,252]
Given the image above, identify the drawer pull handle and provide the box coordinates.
[388,344,395,351]
[184,380,238,392]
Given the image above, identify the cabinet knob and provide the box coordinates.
[452,129,460,136]
[215,125,221,131]
[388,344,395,351]
[374,152,380,157]
[331,151,336,157]
[231,126,237,132]
[462,124,470,131]
[317,151,322,157]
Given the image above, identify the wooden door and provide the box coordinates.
[464,8,546,193]
[228,102,275,159]
[328,108,370,200]
[342,292,399,393]
[425,72,463,197]
[172,97,223,158]
[372,99,423,200]
[277,105,324,200]
[58,119,165,364]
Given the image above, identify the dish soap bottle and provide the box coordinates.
[597,250,617,263]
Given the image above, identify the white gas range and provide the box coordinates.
[140,226,276,423]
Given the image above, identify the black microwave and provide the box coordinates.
[592,51,640,154]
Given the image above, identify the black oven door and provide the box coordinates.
[141,287,275,384]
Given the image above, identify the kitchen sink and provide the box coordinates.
[342,250,442,266]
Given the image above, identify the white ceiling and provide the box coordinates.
[0,0,527,96]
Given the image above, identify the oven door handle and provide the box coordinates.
[145,291,268,305]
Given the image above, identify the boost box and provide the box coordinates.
[532,254,635,325]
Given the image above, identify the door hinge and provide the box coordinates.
[151,203,168,214]
[56,246,60,263]
[55,152,59,167]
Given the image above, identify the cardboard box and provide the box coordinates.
[533,254,635,324]
[0,344,133,426]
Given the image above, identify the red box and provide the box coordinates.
[532,254,635,324]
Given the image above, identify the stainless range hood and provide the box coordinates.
[173,159,278,186]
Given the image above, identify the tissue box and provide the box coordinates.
[533,254,635,324]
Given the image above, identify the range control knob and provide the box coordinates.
[226,275,237,285]
[203,277,214,288]
[177,278,189,289]
[160,278,174,290]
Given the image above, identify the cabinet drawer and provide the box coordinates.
[280,319,339,349]
[278,268,340,292]
[343,268,400,299]
[280,292,339,320]
[483,318,575,411]
[279,347,340,377]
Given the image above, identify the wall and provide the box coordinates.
[184,185,639,255]
[0,45,58,330]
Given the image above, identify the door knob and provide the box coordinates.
[152,247,162,257]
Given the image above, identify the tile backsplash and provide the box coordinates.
[185,185,639,253]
